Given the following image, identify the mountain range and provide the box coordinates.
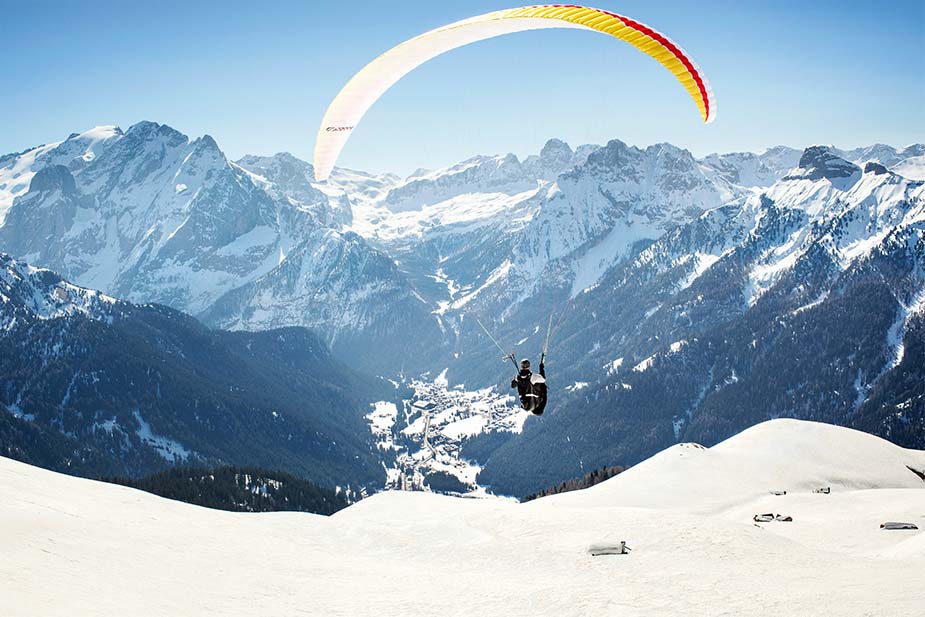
[1,121,923,496]
[0,252,390,488]
[480,146,925,494]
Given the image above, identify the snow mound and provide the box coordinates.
[551,419,925,513]
[881,528,925,559]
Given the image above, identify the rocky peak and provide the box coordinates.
[795,146,860,181]
[234,152,331,216]
[579,139,637,176]
[28,165,77,194]
[194,134,220,152]
[574,140,701,186]
[864,161,890,176]
[124,121,187,148]
[539,138,573,165]
[647,142,698,170]
[188,134,228,168]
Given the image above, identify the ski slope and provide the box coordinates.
[2,420,923,616]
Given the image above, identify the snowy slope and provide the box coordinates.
[549,419,925,512]
[2,419,923,617]
[893,155,925,181]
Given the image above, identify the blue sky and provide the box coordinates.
[3,0,923,175]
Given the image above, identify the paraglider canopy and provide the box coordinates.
[313,4,716,181]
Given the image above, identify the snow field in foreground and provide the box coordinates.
[2,419,924,617]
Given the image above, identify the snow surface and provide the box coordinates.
[604,357,623,375]
[2,419,923,616]
[633,354,656,372]
[132,410,191,463]
[893,155,925,181]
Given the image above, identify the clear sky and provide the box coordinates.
[2,0,923,175]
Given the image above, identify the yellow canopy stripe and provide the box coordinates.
[494,5,713,123]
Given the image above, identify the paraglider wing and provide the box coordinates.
[313,5,716,181]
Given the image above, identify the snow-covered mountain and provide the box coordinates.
[517,140,745,298]
[0,250,119,327]
[478,145,925,495]
[1,123,285,312]
[0,123,438,371]
[3,419,923,616]
[0,124,760,373]
[346,138,754,358]
[233,151,350,227]
[0,252,388,485]
[700,145,802,188]
[0,126,121,225]
[358,140,922,327]
[379,138,595,214]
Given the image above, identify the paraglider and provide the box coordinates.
[512,358,548,415]
[313,4,716,181]
[477,316,554,416]
[312,5,717,415]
